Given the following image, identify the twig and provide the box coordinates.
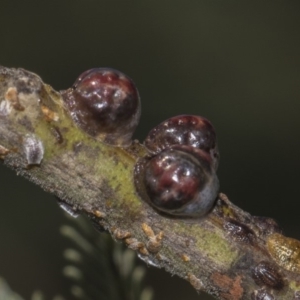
[0,66,299,299]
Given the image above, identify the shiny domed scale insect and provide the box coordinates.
[135,115,220,217]
[61,68,141,146]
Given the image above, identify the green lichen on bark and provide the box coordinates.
[1,66,300,299]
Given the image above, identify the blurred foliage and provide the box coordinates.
[0,1,300,299]
[0,278,24,300]
[0,215,153,300]
[60,215,153,300]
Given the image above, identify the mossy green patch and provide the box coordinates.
[175,222,239,268]
[289,281,300,292]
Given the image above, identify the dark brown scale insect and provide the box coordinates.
[144,115,219,169]
[252,261,284,290]
[51,127,64,144]
[134,146,219,217]
[224,219,255,244]
[136,114,220,217]
[61,68,141,146]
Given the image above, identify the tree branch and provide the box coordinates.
[0,66,299,300]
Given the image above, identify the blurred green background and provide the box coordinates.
[0,1,300,299]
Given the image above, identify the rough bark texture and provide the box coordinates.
[0,66,300,300]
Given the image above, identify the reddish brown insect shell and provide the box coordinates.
[224,219,255,244]
[134,146,219,217]
[144,115,219,169]
[252,261,284,290]
[61,68,141,146]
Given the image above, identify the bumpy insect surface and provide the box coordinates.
[267,233,300,273]
[61,68,141,146]
[224,219,255,244]
[135,147,219,217]
[252,261,284,290]
[144,115,219,169]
